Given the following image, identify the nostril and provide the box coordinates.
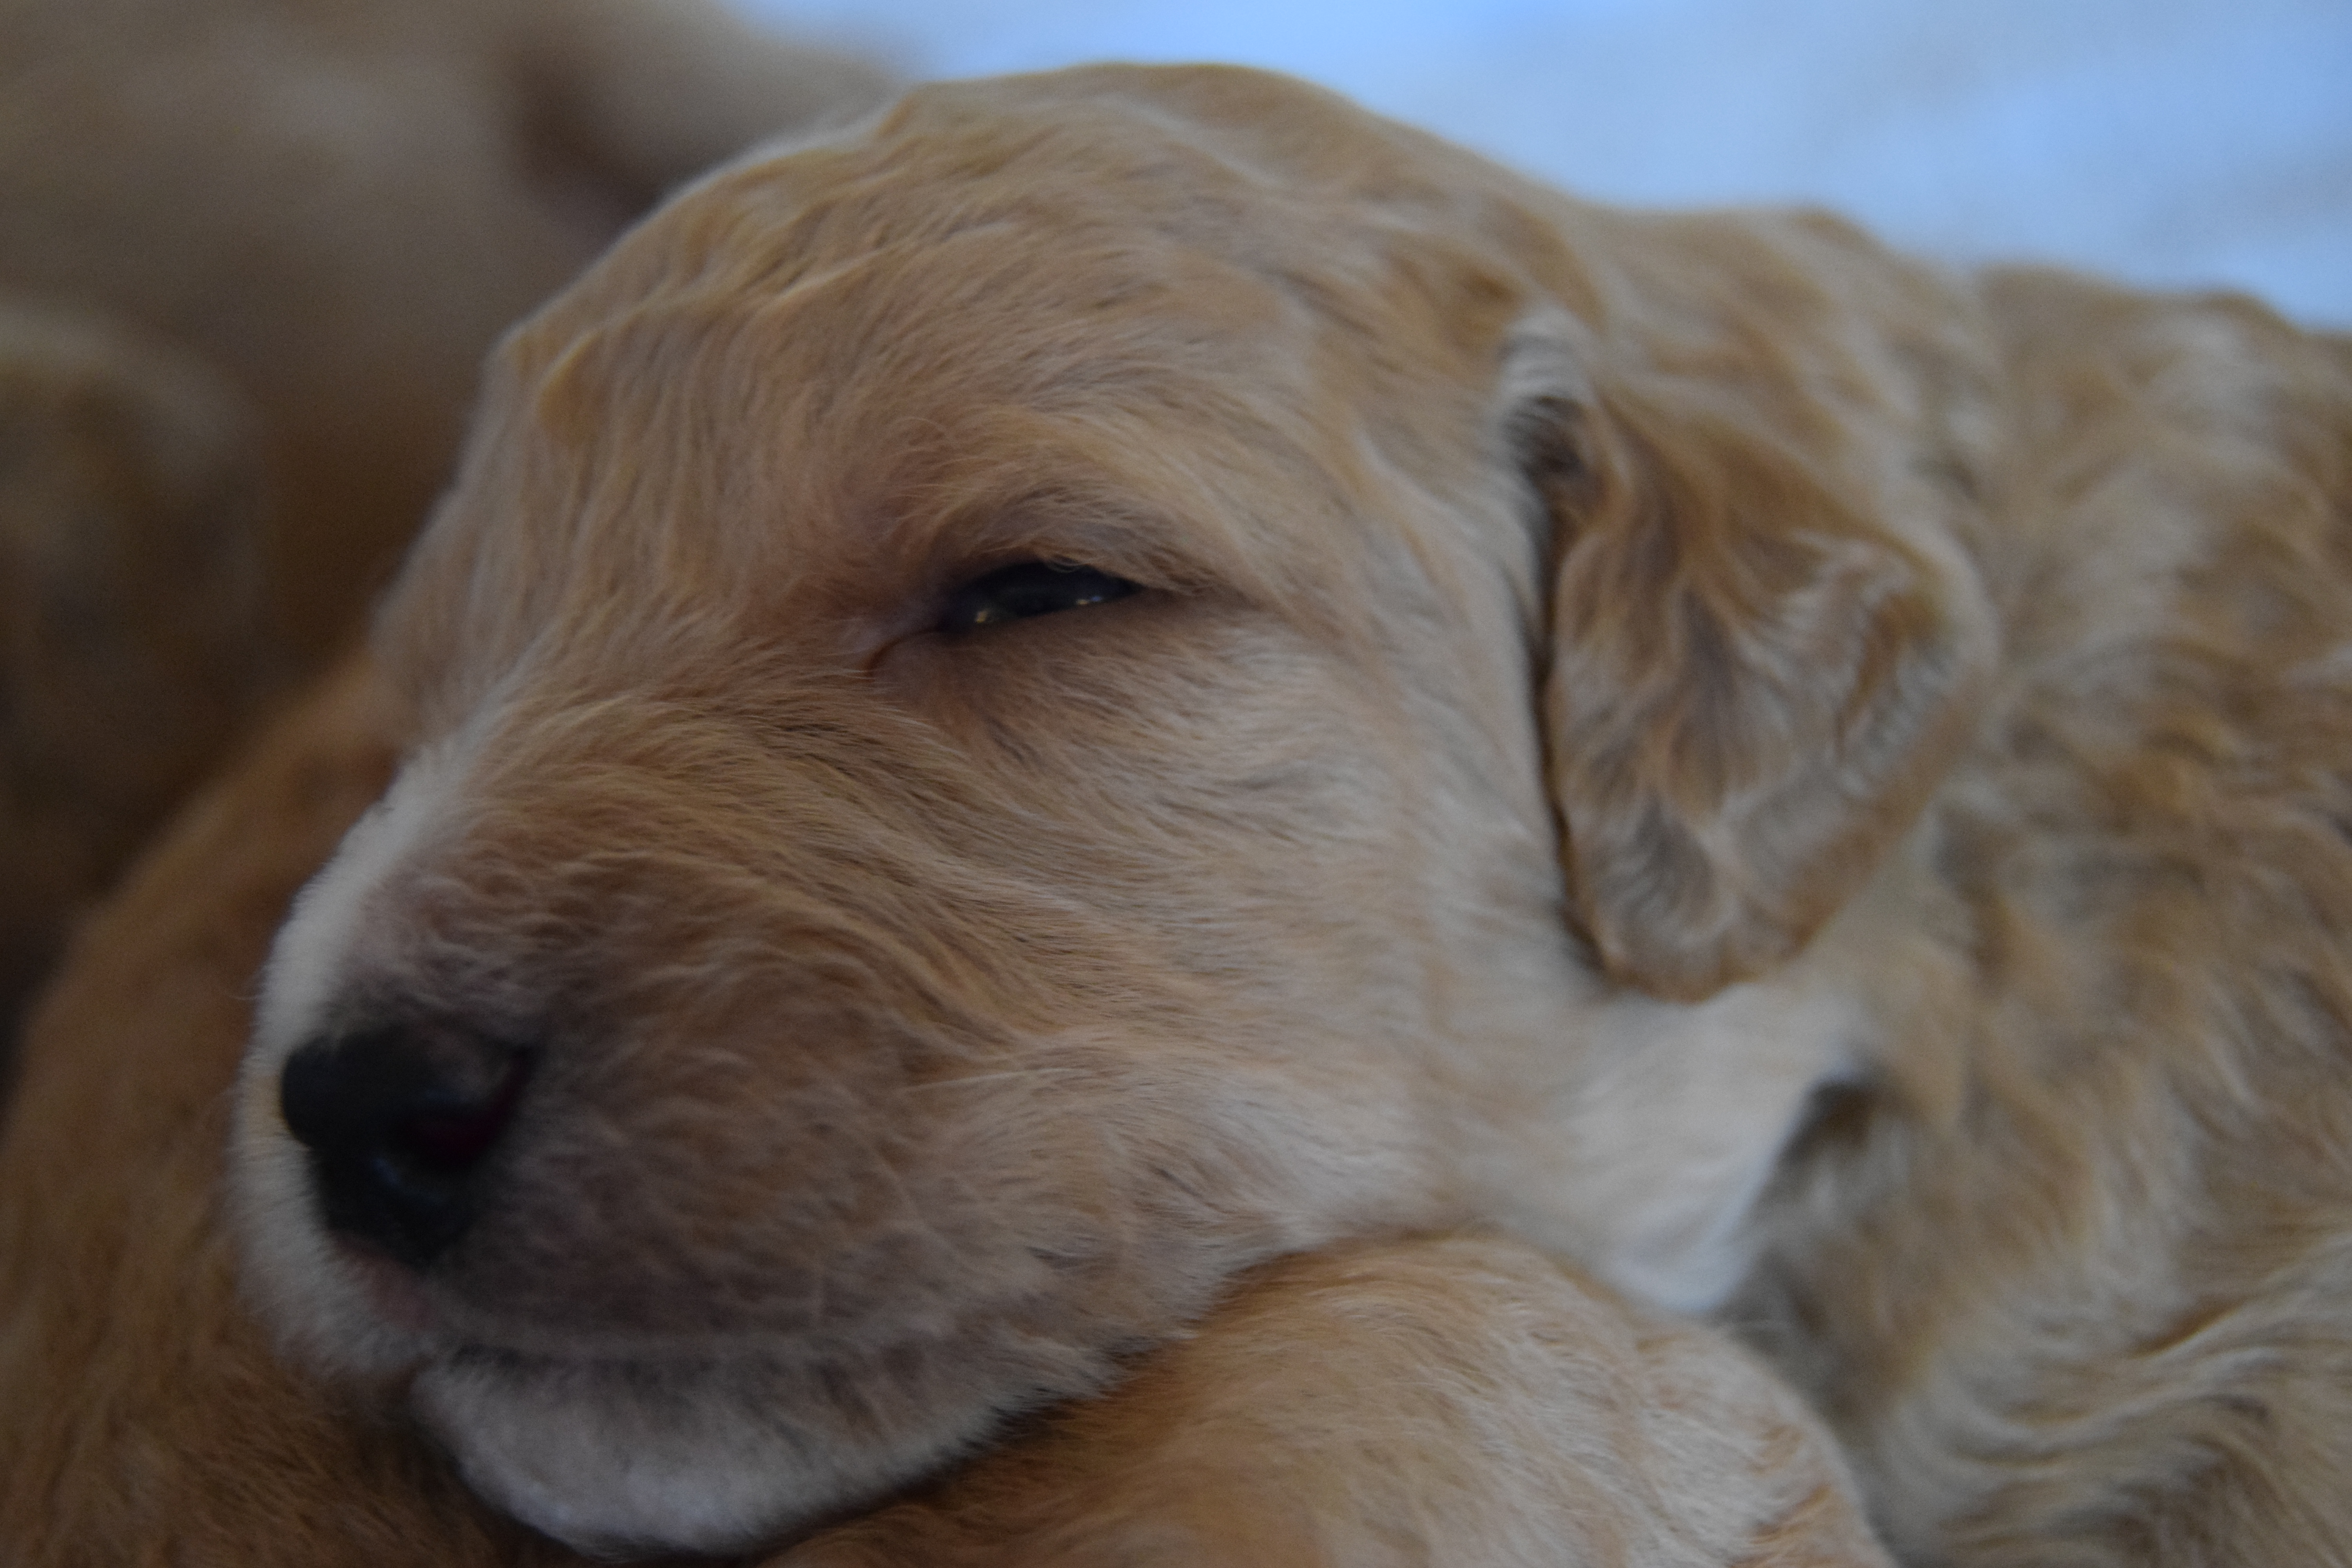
[399,1064,530,1170]
[279,1020,534,1270]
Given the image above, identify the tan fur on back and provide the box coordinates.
[1736,268,2352,1563]
[3,62,2350,1566]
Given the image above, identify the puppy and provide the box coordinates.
[203,60,2352,1562]
[0,0,891,664]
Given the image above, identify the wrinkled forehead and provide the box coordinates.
[388,67,1557,704]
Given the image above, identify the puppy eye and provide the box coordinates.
[940,560,1140,633]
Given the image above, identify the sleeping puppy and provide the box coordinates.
[221,64,2352,1563]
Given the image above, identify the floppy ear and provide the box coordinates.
[1506,232,1995,1002]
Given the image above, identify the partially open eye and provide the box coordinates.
[940,561,1140,633]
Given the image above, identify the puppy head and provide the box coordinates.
[230,65,1991,1555]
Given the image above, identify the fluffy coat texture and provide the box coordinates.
[0,0,892,1046]
[3,61,2349,1566]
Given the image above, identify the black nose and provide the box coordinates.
[278,1020,532,1269]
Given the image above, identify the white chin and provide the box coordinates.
[411,1350,995,1557]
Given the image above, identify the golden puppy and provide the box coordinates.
[237,60,1968,1553]
[225,62,2352,1560]
[19,60,2348,1563]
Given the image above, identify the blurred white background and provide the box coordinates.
[729,0,2352,327]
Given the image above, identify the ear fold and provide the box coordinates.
[1508,261,1995,1001]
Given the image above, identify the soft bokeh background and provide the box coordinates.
[730,0,2352,328]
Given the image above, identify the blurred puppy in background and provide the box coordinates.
[0,0,892,1042]
[0,301,262,1029]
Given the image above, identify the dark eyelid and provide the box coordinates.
[938,559,1140,634]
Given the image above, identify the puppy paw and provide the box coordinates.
[779,1236,1890,1568]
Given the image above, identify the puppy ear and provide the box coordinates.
[1507,270,1993,1001]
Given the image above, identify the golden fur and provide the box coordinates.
[0,0,891,1044]
[6,62,2351,1564]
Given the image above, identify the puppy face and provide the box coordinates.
[231,65,1993,1555]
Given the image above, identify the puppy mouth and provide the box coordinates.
[259,1190,1142,1555]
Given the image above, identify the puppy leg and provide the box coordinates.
[784,1236,1890,1568]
